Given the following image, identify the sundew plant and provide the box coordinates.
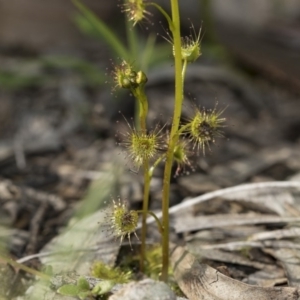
[110,0,225,282]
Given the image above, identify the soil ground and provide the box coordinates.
[0,14,300,300]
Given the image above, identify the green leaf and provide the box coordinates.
[72,0,129,60]
[41,56,105,86]
[73,14,103,39]
[140,33,157,71]
[92,280,114,295]
[42,265,54,276]
[78,291,91,300]
[0,71,45,90]
[77,277,90,291]
[126,18,139,63]
[57,284,80,296]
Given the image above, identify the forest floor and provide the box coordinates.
[0,23,300,299]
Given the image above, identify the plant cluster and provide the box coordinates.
[107,0,225,282]
[0,1,227,299]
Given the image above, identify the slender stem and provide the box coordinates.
[147,3,174,31]
[177,123,189,135]
[134,98,141,131]
[132,86,150,273]
[160,0,182,282]
[140,160,150,272]
[0,253,50,280]
[182,59,188,85]
[132,87,148,131]
[149,153,166,178]
[136,210,164,234]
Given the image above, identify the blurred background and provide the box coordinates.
[1,0,300,89]
[0,1,299,48]
[1,0,300,50]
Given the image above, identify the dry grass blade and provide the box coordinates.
[172,181,300,216]
[249,227,300,241]
[171,246,299,300]
[174,214,300,233]
[266,248,300,288]
[145,181,300,225]
[199,240,300,251]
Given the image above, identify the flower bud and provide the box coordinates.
[113,61,147,90]
[136,71,148,86]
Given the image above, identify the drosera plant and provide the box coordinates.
[107,0,226,282]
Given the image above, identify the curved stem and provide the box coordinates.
[177,123,190,135]
[160,0,182,282]
[147,3,174,31]
[136,210,164,234]
[149,153,166,178]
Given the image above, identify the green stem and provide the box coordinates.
[0,253,50,280]
[127,24,140,130]
[136,210,164,234]
[132,86,150,273]
[148,3,174,31]
[140,160,150,272]
[134,97,141,131]
[201,0,218,44]
[160,0,183,282]
[182,59,188,85]
[132,87,148,130]
[149,153,166,178]
[177,123,190,135]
